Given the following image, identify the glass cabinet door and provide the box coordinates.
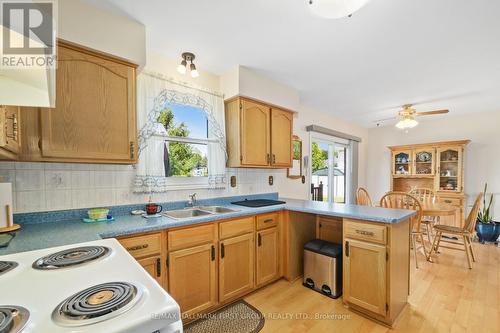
[437,147,463,192]
[413,148,435,175]
[392,150,412,176]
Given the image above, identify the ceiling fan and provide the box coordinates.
[375,104,449,129]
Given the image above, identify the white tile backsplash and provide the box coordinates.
[0,162,284,213]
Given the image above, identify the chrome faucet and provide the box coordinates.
[187,193,197,207]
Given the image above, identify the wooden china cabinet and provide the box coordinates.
[388,140,470,227]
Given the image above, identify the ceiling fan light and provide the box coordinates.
[395,118,418,129]
[308,0,372,19]
[177,59,187,74]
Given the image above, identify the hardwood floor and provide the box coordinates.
[245,242,499,332]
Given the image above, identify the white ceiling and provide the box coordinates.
[91,0,500,127]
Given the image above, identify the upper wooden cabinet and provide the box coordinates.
[225,96,293,168]
[0,105,21,160]
[240,99,270,166]
[17,40,138,164]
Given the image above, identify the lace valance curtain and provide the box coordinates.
[134,72,227,192]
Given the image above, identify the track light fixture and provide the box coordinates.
[177,52,199,78]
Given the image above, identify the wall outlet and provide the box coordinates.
[268,176,273,186]
[230,175,237,187]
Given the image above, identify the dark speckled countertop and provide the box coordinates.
[0,195,415,256]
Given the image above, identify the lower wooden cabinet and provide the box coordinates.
[256,227,280,286]
[137,256,164,286]
[317,216,343,244]
[343,239,387,316]
[168,243,218,317]
[219,233,255,302]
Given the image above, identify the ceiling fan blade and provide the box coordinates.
[416,109,449,116]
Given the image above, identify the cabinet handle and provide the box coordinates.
[355,229,374,237]
[272,154,276,164]
[345,241,349,257]
[6,113,18,141]
[211,245,215,261]
[221,243,225,259]
[126,244,148,251]
[129,141,135,159]
[444,200,452,204]
[266,153,270,164]
[258,233,262,247]
[263,219,274,223]
[156,258,161,277]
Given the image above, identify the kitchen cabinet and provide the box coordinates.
[168,243,218,317]
[344,239,387,315]
[137,256,164,286]
[118,232,166,290]
[316,216,342,244]
[18,40,138,164]
[225,96,293,168]
[270,108,293,167]
[256,226,280,286]
[0,105,20,160]
[219,233,255,302]
[342,218,410,326]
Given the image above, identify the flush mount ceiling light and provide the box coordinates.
[177,52,199,78]
[307,0,372,19]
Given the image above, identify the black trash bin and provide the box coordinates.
[303,239,342,298]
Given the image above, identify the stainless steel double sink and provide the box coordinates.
[162,206,238,219]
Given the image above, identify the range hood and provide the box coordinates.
[0,25,55,107]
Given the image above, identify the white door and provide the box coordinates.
[310,134,350,204]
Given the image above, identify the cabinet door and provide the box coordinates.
[240,99,270,166]
[40,43,137,162]
[270,108,292,167]
[413,148,435,175]
[219,233,255,302]
[344,239,387,316]
[392,150,412,176]
[436,147,463,193]
[317,216,342,244]
[168,243,217,316]
[256,227,279,286]
[0,105,20,157]
[137,256,164,287]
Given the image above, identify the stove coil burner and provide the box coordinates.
[0,261,18,276]
[0,306,30,333]
[32,246,110,270]
[53,282,142,326]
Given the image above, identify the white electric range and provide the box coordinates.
[0,238,183,333]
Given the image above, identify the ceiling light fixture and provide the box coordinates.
[395,116,419,130]
[307,0,372,19]
[177,52,199,78]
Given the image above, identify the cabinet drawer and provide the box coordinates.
[219,216,254,240]
[344,220,387,245]
[168,224,217,251]
[439,197,462,207]
[118,233,161,258]
[256,212,279,230]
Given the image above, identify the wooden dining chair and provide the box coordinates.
[409,188,438,244]
[428,193,483,269]
[356,187,373,206]
[380,191,426,268]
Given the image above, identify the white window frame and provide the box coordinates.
[158,134,217,190]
